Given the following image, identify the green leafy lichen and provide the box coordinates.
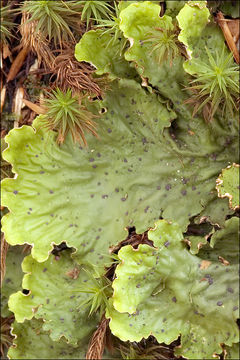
[176,1,210,57]
[119,1,177,83]
[8,249,99,345]
[107,219,239,359]
[8,318,88,359]
[1,2,239,357]
[1,246,25,317]
[1,77,238,266]
[75,29,137,79]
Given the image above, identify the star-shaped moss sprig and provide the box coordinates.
[41,88,98,146]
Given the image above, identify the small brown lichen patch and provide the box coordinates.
[218,256,230,266]
[200,260,211,270]
[65,267,80,280]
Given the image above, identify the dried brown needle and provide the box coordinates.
[51,45,106,97]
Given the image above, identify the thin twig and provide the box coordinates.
[216,12,239,64]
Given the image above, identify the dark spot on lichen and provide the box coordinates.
[157,186,161,190]
[142,137,147,145]
[192,186,196,191]
[163,318,167,322]
[128,168,132,172]
[164,241,170,248]
[115,188,119,192]
[233,306,238,311]
[172,297,177,303]
[121,197,127,201]
[90,194,94,198]
[144,206,150,213]
[92,165,97,169]
[205,274,213,285]
[102,194,108,199]
[46,299,50,304]
[217,301,223,306]
[43,268,47,272]
[89,158,94,162]
[210,153,217,161]
[49,190,54,194]
[136,284,141,288]
[227,287,234,293]
[107,128,112,133]
[13,190,18,195]
[96,236,100,240]
[124,158,128,163]
[181,190,187,196]
[165,184,171,191]
[40,171,45,174]
[97,153,101,157]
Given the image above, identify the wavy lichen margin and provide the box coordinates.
[216,163,239,210]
